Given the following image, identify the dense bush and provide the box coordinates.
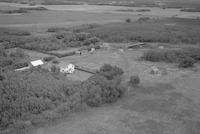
[143,47,200,67]
[9,48,26,58]
[83,65,125,107]
[2,29,30,36]
[83,18,200,44]
[143,49,188,63]
[83,37,100,46]
[43,56,55,62]
[178,57,195,68]
[137,17,151,22]
[126,18,132,23]
[52,59,59,64]
[62,32,100,47]
[0,58,13,68]
[13,62,29,69]
[21,37,63,51]
[0,64,125,130]
[98,64,124,80]
[129,75,140,86]
[1,48,29,70]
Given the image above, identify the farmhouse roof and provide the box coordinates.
[30,60,44,67]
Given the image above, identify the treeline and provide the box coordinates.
[0,7,48,14]
[142,47,200,68]
[0,64,126,132]
[71,18,200,44]
[0,26,101,52]
[0,46,29,72]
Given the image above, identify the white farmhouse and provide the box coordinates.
[60,64,75,74]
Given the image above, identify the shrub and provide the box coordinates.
[129,75,140,86]
[178,57,195,68]
[52,59,59,64]
[0,58,13,67]
[0,74,4,81]
[13,62,29,69]
[143,49,184,63]
[83,37,100,46]
[10,48,26,58]
[84,65,125,107]
[43,56,55,62]
[50,65,60,73]
[126,18,132,23]
[98,64,124,80]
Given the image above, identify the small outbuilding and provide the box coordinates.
[90,48,95,54]
[30,60,44,67]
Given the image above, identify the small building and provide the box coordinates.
[30,60,44,67]
[90,48,95,54]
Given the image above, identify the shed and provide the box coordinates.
[30,60,44,67]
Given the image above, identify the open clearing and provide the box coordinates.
[27,45,200,134]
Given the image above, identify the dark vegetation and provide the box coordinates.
[43,56,55,62]
[125,18,132,23]
[143,47,200,67]
[116,9,134,12]
[0,24,101,52]
[180,8,200,12]
[129,75,140,87]
[69,18,200,44]
[0,47,29,71]
[41,1,83,5]
[0,7,47,14]
[19,7,48,11]
[0,8,28,14]
[2,17,200,53]
[136,9,151,12]
[0,62,125,131]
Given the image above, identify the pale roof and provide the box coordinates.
[30,60,44,67]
